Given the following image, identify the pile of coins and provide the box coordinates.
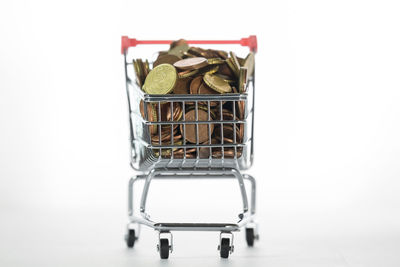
[133,39,255,159]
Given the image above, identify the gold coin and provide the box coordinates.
[207,58,225,65]
[143,60,150,77]
[244,52,255,79]
[238,67,248,93]
[201,65,219,75]
[168,44,189,57]
[237,56,245,66]
[203,73,232,93]
[216,74,235,84]
[133,59,142,87]
[226,57,239,77]
[178,68,199,78]
[170,39,187,49]
[143,64,177,94]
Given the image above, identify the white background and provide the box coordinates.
[1,0,400,266]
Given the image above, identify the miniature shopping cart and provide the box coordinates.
[121,36,258,259]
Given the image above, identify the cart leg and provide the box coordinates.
[140,169,157,219]
[230,168,249,218]
[128,176,135,217]
[243,174,256,215]
[126,176,141,248]
[243,174,259,246]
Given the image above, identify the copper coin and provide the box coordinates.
[173,77,192,94]
[185,105,216,120]
[199,147,211,158]
[139,101,157,134]
[151,127,178,142]
[153,102,182,122]
[214,124,243,143]
[153,54,181,68]
[189,76,203,94]
[212,148,242,158]
[216,50,228,59]
[198,138,219,158]
[173,147,197,159]
[173,57,209,70]
[198,82,218,95]
[151,129,182,145]
[198,82,219,107]
[215,108,234,120]
[202,50,216,59]
[178,68,199,78]
[187,47,203,57]
[215,124,237,142]
[237,101,245,120]
[180,109,214,143]
[217,63,235,77]
[187,47,213,58]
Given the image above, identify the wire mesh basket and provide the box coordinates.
[123,38,256,171]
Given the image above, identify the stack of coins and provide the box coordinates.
[134,39,254,159]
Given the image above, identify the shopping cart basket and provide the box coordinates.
[121,36,258,259]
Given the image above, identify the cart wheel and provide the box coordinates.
[126,229,136,248]
[245,228,255,247]
[159,238,170,259]
[219,238,231,258]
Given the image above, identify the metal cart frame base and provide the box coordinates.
[126,167,258,258]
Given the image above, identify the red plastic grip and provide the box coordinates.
[121,35,257,54]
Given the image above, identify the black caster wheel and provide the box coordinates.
[159,238,170,259]
[219,238,231,258]
[126,229,136,248]
[245,228,255,247]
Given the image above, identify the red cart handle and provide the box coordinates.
[121,35,257,54]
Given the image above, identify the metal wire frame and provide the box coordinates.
[122,44,257,254]
[127,169,257,232]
